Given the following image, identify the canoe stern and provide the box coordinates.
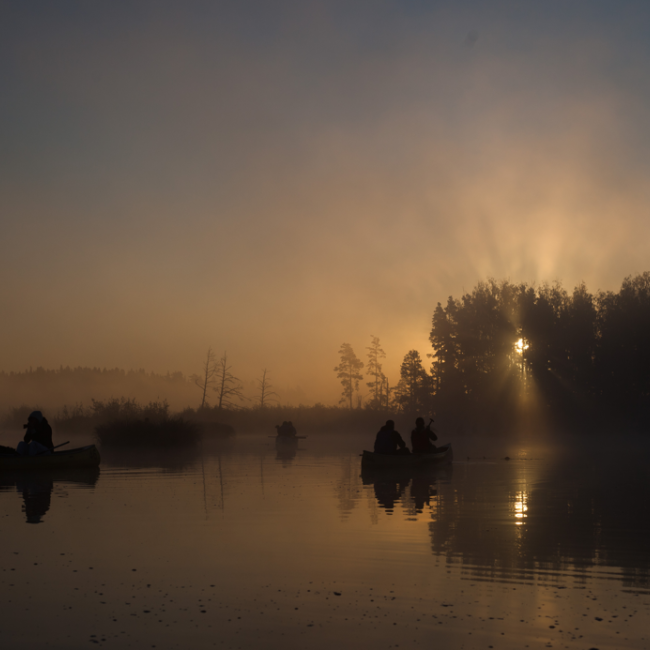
[0,445,101,470]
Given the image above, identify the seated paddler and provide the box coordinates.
[411,417,438,453]
[374,420,409,455]
[17,411,54,456]
[276,421,297,437]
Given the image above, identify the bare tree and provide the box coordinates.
[191,348,218,408]
[257,368,279,408]
[214,352,245,410]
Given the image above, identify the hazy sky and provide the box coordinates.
[2,0,650,403]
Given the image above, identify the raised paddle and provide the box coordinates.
[268,436,307,439]
[36,441,70,455]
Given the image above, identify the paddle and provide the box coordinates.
[36,441,70,455]
[268,436,307,439]
[427,418,439,442]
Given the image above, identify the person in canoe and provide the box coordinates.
[17,411,54,456]
[411,417,438,454]
[374,420,410,455]
[275,421,297,437]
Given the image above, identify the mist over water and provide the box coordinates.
[1,431,648,649]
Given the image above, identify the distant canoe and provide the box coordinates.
[0,445,101,470]
[361,444,453,468]
[275,436,299,444]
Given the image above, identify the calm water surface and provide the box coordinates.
[1,432,649,649]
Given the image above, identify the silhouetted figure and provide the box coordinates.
[411,417,438,453]
[17,411,53,456]
[374,420,409,455]
[275,421,297,437]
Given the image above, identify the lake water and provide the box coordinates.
[1,432,649,649]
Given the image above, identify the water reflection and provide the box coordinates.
[419,456,650,590]
[511,489,528,523]
[360,465,449,516]
[275,436,298,465]
[0,435,647,650]
[97,436,236,472]
[18,475,52,523]
[100,445,202,471]
[353,444,650,590]
[0,468,99,524]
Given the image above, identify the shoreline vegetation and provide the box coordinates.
[1,400,415,444]
[2,273,650,443]
[1,400,233,448]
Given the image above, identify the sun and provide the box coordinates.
[515,338,529,354]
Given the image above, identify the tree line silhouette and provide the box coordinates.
[3,273,650,434]
[336,273,650,432]
[334,339,432,413]
[431,273,650,430]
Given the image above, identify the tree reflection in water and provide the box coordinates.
[275,437,298,466]
[361,465,449,516]
[360,449,650,591]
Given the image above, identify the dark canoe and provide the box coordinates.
[0,445,101,470]
[361,444,453,469]
[275,436,299,445]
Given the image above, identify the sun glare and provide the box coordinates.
[513,491,528,525]
[515,338,529,354]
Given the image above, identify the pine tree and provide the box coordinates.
[334,343,364,409]
[394,350,431,412]
[365,336,386,409]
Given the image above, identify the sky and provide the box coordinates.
[2,0,650,404]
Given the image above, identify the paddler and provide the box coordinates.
[275,421,297,437]
[374,420,409,455]
[17,411,54,456]
[411,417,438,453]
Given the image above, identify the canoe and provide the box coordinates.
[275,436,299,446]
[361,444,453,468]
[0,445,101,470]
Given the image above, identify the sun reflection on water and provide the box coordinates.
[512,490,528,525]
